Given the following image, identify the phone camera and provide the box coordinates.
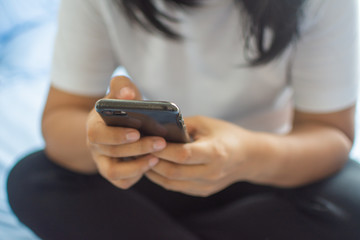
[113,111,127,116]
[103,111,113,115]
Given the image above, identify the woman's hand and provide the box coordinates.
[146,105,355,193]
[86,76,166,189]
[145,116,259,197]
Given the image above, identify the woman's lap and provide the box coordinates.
[6,150,360,240]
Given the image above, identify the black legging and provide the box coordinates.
[6,150,360,240]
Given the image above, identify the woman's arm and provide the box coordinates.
[248,106,355,187]
[42,86,101,173]
[145,105,355,196]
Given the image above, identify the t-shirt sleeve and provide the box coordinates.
[290,0,358,113]
[51,0,118,96]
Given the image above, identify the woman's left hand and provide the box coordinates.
[145,116,259,197]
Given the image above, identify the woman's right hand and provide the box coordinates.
[86,76,167,189]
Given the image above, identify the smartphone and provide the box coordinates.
[95,99,191,143]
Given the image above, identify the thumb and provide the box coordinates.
[106,76,142,100]
[183,116,205,140]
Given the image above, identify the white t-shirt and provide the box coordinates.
[51,0,358,133]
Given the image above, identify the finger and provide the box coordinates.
[151,160,207,181]
[93,136,167,158]
[145,170,213,197]
[87,114,140,145]
[183,116,207,140]
[96,154,159,181]
[109,175,144,190]
[153,140,213,165]
[145,170,191,194]
[107,76,142,100]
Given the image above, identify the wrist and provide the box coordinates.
[241,131,285,186]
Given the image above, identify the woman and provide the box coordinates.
[7,0,360,239]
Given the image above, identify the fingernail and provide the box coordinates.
[126,131,140,141]
[149,158,159,167]
[118,87,135,99]
[153,140,166,151]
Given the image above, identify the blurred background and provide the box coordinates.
[0,1,359,239]
[0,1,59,239]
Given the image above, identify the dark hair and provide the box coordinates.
[117,0,306,66]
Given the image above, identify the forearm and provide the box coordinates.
[247,123,352,187]
[42,108,98,174]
